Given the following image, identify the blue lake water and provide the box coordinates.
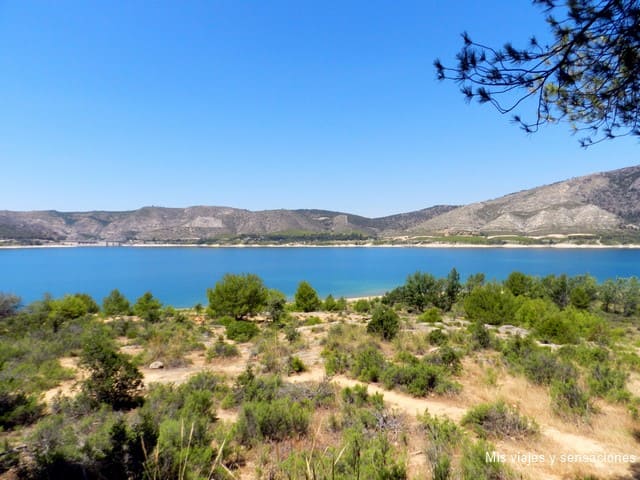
[0,246,639,307]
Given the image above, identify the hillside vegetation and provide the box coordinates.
[2,165,640,245]
[1,270,640,479]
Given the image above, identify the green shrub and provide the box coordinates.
[351,344,386,382]
[324,349,350,376]
[0,293,20,320]
[133,292,162,322]
[381,361,460,397]
[352,299,371,313]
[225,319,259,342]
[427,345,462,374]
[587,363,629,402]
[418,307,443,323]
[294,281,321,312]
[464,283,516,325]
[207,273,268,320]
[80,334,143,410]
[324,294,338,311]
[287,355,307,374]
[266,288,287,323]
[206,339,240,360]
[551,379,594,421]
[235,398,310,445]
[284,324,301,343]
[102,289,131,317]
[462,400,538,439]
[141,321,203,367]
[534,312,579,344]
[232,367,281,404]
[0,387,43,429]
[501,336,574,386]
[513,297,558,328]
[460,439,518,480]
[367,305,400,340]
[421,412,461,480]
[428,329,448,346]
[468,319,493,349]
[341,385,384,410]
[302,315,322,326]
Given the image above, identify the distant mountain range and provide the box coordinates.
[2,165,639,245]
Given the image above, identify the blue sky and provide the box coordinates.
[1,1,637,217]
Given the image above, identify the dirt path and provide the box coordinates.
[289,366,637,479]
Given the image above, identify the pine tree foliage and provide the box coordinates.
[435,0,640,146]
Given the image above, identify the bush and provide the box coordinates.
[287,356,307,374]
[302,315,322,326]
[367,305,400,340]
[235,398,310,445]
[324,349,350,376]
[534,312,578,344]
[266,288,287,323]
[80,334,143,409]
[206,339,240,360]
[102,289,131,317]
[142,322,203,367]
[464,283,516,325]
[469,319,492,349]
[460,439,518,480]
[294,281,322,312]
[351,344,386,382]
[418,307,442,323]
[207,273,268,320]
[551,379,594,421]
[133,292,162,322]
[513,297,558,328]
[501,336,575,386]
[48,294,95,332]
[342,384,384,409]
[0,387,43,429]
[324,294,338,311]
[381,361,459,397]
[587,363,629,402]
[427,345,462,374]
[0,293,20,319]
[421,412,461,480]
[352,299,371,313]
[284,324,301,343]
[428,329,448,346]
[462,401,538,439]
[225,319,259,342]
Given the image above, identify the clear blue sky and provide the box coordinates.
[1,1,637,217]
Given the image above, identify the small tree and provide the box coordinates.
[266,289,287,323]
[80,333,143,409]
[102,289,131,316]
[133,292,162,322]
[464,283,516,325]
[403,272,439,312]
[294,281,321,312]
[0,293,21,319]
[207,273,268,320]
[443,267,462,311]
[48,294,93,333]
[367,305,400,340]
[505,272,533,297]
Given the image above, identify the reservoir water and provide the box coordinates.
[0,246,639,307]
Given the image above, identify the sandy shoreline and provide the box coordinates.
[2,242,640,250]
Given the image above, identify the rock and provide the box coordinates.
[149,361,164,369]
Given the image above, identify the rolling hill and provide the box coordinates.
[1,165,639,244]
